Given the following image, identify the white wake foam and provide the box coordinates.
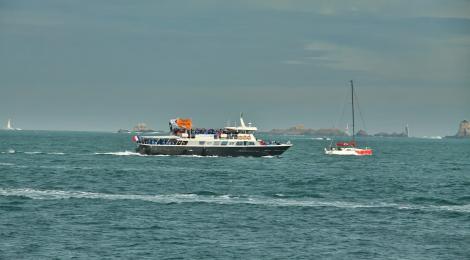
[311,137,331,141]
[94,152,222,158]
[421,136,442,139]
[94,151,144,156]
[24,151,43,154]
[3,151,66,155]
[177,155,219,158]
[1,188,468,213]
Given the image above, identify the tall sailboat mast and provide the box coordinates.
[351,80,355,143]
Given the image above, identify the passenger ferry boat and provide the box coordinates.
[134,115,292,157]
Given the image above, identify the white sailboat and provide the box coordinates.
[4,119,21,131]
[325,80,372,156]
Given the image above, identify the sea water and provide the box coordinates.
[0,131,469,259]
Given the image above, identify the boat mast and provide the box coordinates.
[350,80,355,143]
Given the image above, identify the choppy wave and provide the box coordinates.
[39,165,69,169]
[1,188,468,213]
[0,162,15,166]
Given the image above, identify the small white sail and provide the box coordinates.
[4,119,21,130]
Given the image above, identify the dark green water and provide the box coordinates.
[1,131,469,259]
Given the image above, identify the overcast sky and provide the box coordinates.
[1,0,469,136]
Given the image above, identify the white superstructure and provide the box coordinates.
[139,115,268,147]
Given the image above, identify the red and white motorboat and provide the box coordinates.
[325,80,373,156]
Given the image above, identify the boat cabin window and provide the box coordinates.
[141,138,155,144]
[213,141,220,146]
[157,139,168,144]
[247,142,255,146]
[199,141,205,145]
[229,142,235,145]
[206,142,213,145]
[236,141,243,146]
[221,141,228,146]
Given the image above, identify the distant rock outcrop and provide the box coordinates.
[374,132,408,137]
[453,120,470,138]
[356,130,369,137]
[132,123,155,132]
[268,125,347,136]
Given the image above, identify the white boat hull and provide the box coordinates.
[324,147,372,156]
